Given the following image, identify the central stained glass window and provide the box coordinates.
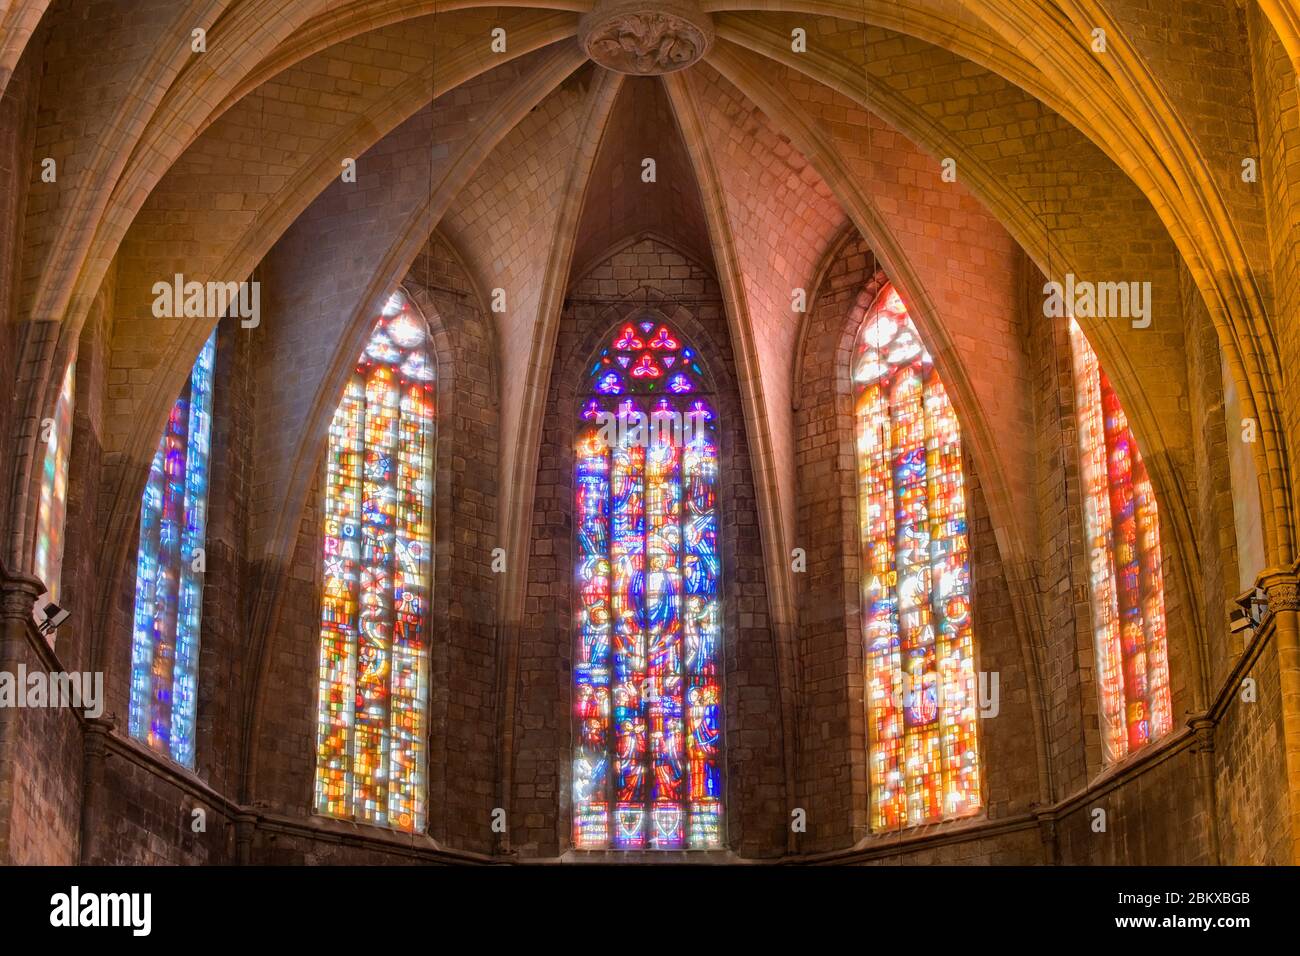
[314,290,435,833]
[573,318,723,850]
[853,285,982,831]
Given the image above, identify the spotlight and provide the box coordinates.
[1230,588,1268,637]
[32,592,70,635]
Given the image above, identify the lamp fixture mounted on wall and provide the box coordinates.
[1229,587,1268,637]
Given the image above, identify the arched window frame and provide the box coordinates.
[128,328,217,768]
[852,283,983,832]
[34,355,77,615]
[313,288,436,833]
[572,315,725,851]
[1068,318,1172,764]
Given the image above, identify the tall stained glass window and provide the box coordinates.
[34,357,76,611]
[853,285,981,831]
[1068,319,1172,763]
[129,329,216,768]
[573,318,723,850]
[314,290,434,833]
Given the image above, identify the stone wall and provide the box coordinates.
[1,0,1297,868]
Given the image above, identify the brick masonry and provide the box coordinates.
[1,1,1298,866]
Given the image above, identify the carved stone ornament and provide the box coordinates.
[1264,580,1300,612]
[579,1,715,75]
[1257,566,1300,614]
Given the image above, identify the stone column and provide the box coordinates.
[1259,564,1300,863]
[77,718,115,863]
[1187,715,1220,864]
[234,810,258,864]
[0,567,42,863]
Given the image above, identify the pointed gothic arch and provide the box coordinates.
[572,314,725,850]
[852,283,983,830]
[313,289,436,832]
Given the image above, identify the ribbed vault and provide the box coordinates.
[1,0,1288,582]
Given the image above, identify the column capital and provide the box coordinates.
[0,569,43,623]
[1255,563,1300,613]
[1187,714,1215,752]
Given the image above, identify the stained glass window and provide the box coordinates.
[573,318,723,850]
[314,290,434,833]
[853,285,981,831]
[128,329,216,768]
[1068,319,1172,763]
[34,357,76,612]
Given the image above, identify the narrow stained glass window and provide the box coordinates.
[1069,319,1172,763]
[573,318,723,850]
[129,329,216,768]
[34,357,76,614]
[853,284,981,832]
[314,290,434,833]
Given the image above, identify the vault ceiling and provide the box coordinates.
[0,0,1290,630]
